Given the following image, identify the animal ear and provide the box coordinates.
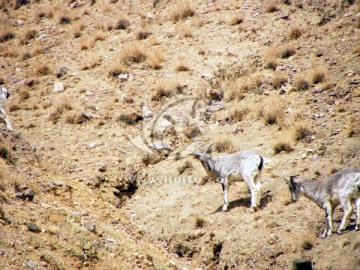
[289,175,299,184]
[190,153,202,159]
[204,143,214,154]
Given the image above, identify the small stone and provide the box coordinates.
[84,221,95,232]
[88,142,99,149]
[28,223,41,233]
[118,74,129,81]
[201,73,213,81]
[26,261,37,269]
[98,164,107,172]
[53,82,66,92]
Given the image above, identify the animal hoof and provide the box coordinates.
[222,205,228,212]
[251,206,258,212]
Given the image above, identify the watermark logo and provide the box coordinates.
[128,96,204,157]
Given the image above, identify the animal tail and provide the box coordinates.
[258,155,264,171]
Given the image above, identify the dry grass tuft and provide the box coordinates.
[24,29,37,41]
[264,2,279,13]
[195,217,205,228]
[293,75,310,91]
[169,1,196,23]
[272,73,287,89]
[108,62,128,77]
[79,37,95,50]
[345,116,359,137]
[300,234,317,251]
[48,99,73,124]
[214,138,236,153]
[289,26,303,40]
[183,124,201,139]
[65,112,89,125]
[35,63,52,76]
[273,140,293,154]
[175,62,190,72]
[136,31,152,40]
[261,96,286,125]
[114,19,130,30]
[72,22,85,38]
[120,44,147,64]
[147,50,165,70]
[263,47,279,70]
[18,90,30,102]
[230,106,250,122]
[279,43,295,58]
[294,124,313,142]
[151,79,180,101]
[355,44,360,56]
[57,11,72,25]
[229,14,244,26]
[310,67,328,84]
[0,27,15,43]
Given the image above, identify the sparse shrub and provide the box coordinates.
[195,217,205,228]
[272,73,287,89]
[273,141,293,154]
[178,161,193,175]
[264,2,278,13]
[293,75,310,91]
[310,67,328,84]
[231,107,250,122]
[265,57,279,70]
[147,50,165,70]
[229,14,244,26]
[214,139,235,153]
[169,1,196,23]
[136,31,151,40]
[289,26,303,40]
[151,79,180,101]
[263,47,279,70]
[120,44,147,64]
[24,29,37,40]
[295,125,313,142]
[114,19,130,30]
[48,101,73,124]
[142,153,163,166]
[118,112,142,125]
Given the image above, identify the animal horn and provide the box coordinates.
[190,152,202,158]
[204,143,214,154]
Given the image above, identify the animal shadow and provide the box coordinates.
[212,191,273,214]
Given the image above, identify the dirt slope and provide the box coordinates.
[1,0,360,269]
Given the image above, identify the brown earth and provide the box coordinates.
[1,0,360,269]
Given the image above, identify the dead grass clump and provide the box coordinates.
[195,217,205,228]
[230,107,250,122]
[294,125,313,142]
[0,28,15,43]
[24,29,37,41]
[272,73,287,89]
[136,31,152,40]
[108,62,128,77]
[169,1,196,23]
[79,37,95,50]
[57,13,72,25]
[48,101,73,124]
[120,44,147,64]
[147,50,165,70]
[346,116,359,137]
[118,112,143,125]
[229,14,244,26]
[151,79,180,101]
[214,138,236,153]
[273,141,293,154]
[0,146,10,160]
[175,63,190,72]
[142,153,163,166]
[279,43,295,58]
[355,44,360,56]
[35,63,52,76]
[178,160,193,175]
[81,58,101,70]
[310,67,328,84]
[225,78,245,100]
[183,124,201,139]
[72,22,85,38]
[289,26,303,40]
[261,97,286,125]
[264,2,279,13]
[65,112,88,124]
[9,104,21,112]
[293,75,310,91]
[263,47,279,70]
[114,19,130,30]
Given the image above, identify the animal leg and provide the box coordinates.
[355,198,360,231]
[221,177,229,212]
[338,201,352,234]
[323,204,334,237]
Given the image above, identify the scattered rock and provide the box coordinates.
[201,73,213,81]
[118,74,129,81]
[53,82,66,93]
[15,190,35,201]
[84,221,95,232]
[56,67,67,78]
[28,223,41,233]
[26,261,37,269]
[98,164,107,172]
[23,78,35,87]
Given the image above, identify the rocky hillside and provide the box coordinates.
[1,0,360,269]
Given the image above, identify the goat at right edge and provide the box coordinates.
[287,168,360,238]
